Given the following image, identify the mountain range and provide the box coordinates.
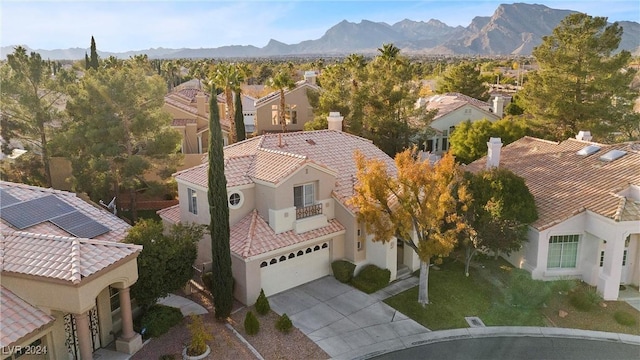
[2,3,639,60]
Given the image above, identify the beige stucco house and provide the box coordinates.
[159,114,420,305]
[252,74,319,135]
[466,133,640,300]
[0,181,142,360]
[417,92,504,154]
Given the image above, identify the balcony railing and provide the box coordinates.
[296,204,323,220]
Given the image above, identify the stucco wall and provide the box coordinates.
[255,85,315,134]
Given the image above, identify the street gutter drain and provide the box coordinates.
[465,316,486,327]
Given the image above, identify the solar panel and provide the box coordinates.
[50,211,110,238]
[0,189,20,208]
[0,195,76,229]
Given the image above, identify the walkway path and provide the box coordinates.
[157,293,208,316]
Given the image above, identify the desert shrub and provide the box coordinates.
[551,277,579,294]
[508,269,551,309]
[614,311,637,326]
[140,304,183,338]
[244,311,260,335]
[186,314,212,356]
[255,289,271,315]
[351,265,391,294]
[159,355,176,360]
[332,260,356,283]
[275,313,293,333]
[568,286,601,312]
[202,272,213,292]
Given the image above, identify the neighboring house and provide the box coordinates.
[0,181,143,360]
[252,72,319,135]
[417,92,504,154]
[159,113,420,305]
[466,133,640,300]
[217,92,258,135]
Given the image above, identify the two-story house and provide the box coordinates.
[417,92,504,154]
[159,113,421,305]
[0,181,143,360]
[252,72,320,135]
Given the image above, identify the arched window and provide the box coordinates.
[314,245,320,251]
[306,248,312,254]
[279,256,287,262]
[297,250,304,256]
[288,253,295,259]
[321,243,328,249]
[260,261,268,268]
[270,258,277,265]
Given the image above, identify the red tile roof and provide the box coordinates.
[2,230,142,284]
[423,92,494,120]
[0,181,130,242]
[174,130,396,210]
[229,210,345,258]
[157,204,181,224]
[465,137,640,230]
[172,118,197,127]
[0,286,54,348]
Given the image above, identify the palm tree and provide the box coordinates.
[377,43,402,70]
[213,63,244,144]
[161,60,179,92]
[267,69,295,133]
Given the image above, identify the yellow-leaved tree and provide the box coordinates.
[350,149,471,306]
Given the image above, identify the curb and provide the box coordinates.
[225,323,265,360]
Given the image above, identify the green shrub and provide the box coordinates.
[186,314,212,356]
[351,265,391,294]
[159,355,176,360]
[568,287,600,312]
[275,313,293,333]
[244,311,260,335]
[332,260,356,283]
[255,289,270,315]
[508,269,551,309]
[551,277,579,294]
[140,304,183,338]
[614,311,637,326]
[202,272,214,292]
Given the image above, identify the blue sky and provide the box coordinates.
[1,1,638,52]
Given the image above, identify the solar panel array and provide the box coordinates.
[0,190,110,239]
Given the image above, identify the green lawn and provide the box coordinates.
[384,257,639,335]
[384,259,544,330]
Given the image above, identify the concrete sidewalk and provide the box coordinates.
[157,293,208,316]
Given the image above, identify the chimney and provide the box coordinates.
[304,71,317,85]
[575,130,592,142]
[492,96,505,118]
[327,112,343,132]
[486,137,503,169]
[196,93,207,117]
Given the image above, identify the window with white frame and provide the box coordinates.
[294,183,314,208]
[188,188,198,215]
[441,126,455,151]
[271,104,297,125]
[228,191,243,209]
[547,234,579,268]
[271,105,279,125]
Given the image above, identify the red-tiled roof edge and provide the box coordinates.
[0,286,55,348]
[2,230,142,250]
[172,162,208,178]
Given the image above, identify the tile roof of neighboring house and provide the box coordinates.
[165,91,230,129]
[172,118,197,127]
[157,204,181,224]
[423,92,494,120]
[175,130,396,210]
[465,137,640,230]
[229,210,345,258]
[254,80,320,107]
[1,230,141,284]
[0,181,130,242]
[217,93,257,112]
[0,286,55,348]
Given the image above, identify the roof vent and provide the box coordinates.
[306,139,316,145]
[576,145,601,156]
[599,149,627,162]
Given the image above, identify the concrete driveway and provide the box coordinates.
[269,276,430,359]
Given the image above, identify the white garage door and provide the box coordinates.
[260,242,330,296]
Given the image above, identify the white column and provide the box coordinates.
[597,236,625,300]
[74,312,93,360]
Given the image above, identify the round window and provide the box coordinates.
[228,192,242,208]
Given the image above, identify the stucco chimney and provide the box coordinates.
[486,137,503,169]
[492,96,505,118]
[304,71,317,85]
[575,130,592,142]
[327,112,343,132]
[196,93,207,117]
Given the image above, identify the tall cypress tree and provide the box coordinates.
[208,89,234,320]
[84,53,90,70]
[89,36,99,70]
[234,91,246,142]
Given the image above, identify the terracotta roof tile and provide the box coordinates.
[0,181,130,242]
[1,230,142,284]
[466,137,640,230]
[423,92,493,120]
[0,286,54,348]
[172,118,197,127]
[229,210,345,258]
[157,204,181,224]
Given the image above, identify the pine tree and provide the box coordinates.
[89,36,99,70]
[255,289,270,315]
[234,91,246,141]
[437,62,488,100]
[208,86,234,320]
